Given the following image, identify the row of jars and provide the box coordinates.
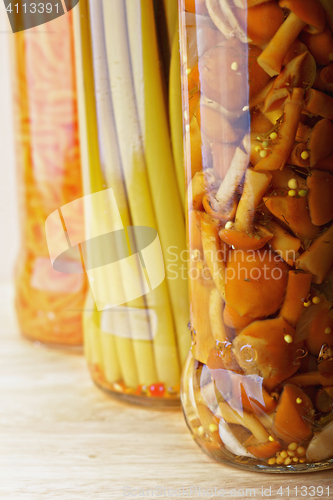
[12,0,333,472]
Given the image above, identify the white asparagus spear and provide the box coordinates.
[102,0,180,387]
[73,5,120,384]
[126,0,190,367]
[88,0,153,389]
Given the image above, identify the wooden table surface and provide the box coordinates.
[1,283,332,500]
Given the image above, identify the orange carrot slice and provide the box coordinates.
[279,271,312,327]
[272,384,314,444]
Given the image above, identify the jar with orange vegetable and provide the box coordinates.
[13,13,87,346]
[180,0,333,471]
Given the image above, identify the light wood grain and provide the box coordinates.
[0,283,332,499]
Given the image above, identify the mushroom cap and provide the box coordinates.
[279,0,326,34]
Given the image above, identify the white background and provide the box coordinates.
[0,6,23,281]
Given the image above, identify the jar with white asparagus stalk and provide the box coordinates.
[73,0,190,405]
[180,0,333,470]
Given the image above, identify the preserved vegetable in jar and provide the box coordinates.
[73,0,189,404]
[180,0,333,471]
[13,13,87,345]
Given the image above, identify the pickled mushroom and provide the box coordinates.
[300,26,333,66]
[225,249,288,318]
[265,220,301,265]
[245,1,284,47]
[306,420,333,461]
[279,271,313,327]
[272,384,314,444]
[307,169,333,226]
[264,188,319,241]
[254,88,305,171]
[296,224,333,283]
[304,88,333,120]
[264,51,316,112]
[232,317,300,390]
[182,0,333,468]
[257,0,325,77]
[307,119,333,168]
[219,169,274,250]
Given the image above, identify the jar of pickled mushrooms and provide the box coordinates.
[180,0,333,471]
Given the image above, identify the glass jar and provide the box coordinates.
[13,13,87,346]
[180,0,333,471]
[73,0,190,405]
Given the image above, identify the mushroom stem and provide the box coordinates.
[254,88,304,171]
[205,0,233,38]
[279,271,312,327]
[201,215,226,298]
[305,88,333,120]
[218,402,270,442]
[234,169,272,233]
[218,0,248,42]
[215,147,249,207]
[209,288,227,342]
[257,12,306,77]
[284,371,333,386]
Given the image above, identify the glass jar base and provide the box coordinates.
[89,365,181,408]
[181,354,333,473]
